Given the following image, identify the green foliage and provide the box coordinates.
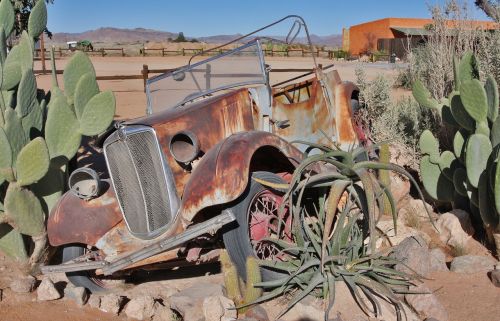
[415,51,500,246]
[378,143,392,216]
[0,1,115,264]
[250,143,431,320]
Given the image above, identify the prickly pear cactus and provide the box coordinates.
[0,0,116,266]
[413,51,500,257]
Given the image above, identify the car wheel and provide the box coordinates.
[62,245,125,293]
[223,171,294,282]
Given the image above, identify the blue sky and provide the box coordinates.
[47,0,491,36]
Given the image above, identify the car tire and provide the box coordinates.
[223,171,293,282]
[62,245,124,293]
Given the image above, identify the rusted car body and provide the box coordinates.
[42,16,363,290]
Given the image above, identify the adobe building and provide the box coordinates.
[342,17,497,58]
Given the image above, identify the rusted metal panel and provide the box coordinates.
[129,89,255,197]
[180,131,303,223]
[47,181,123,247]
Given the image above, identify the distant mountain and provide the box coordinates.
[48,27,342,47]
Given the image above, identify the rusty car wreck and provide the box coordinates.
[41,16,364,291]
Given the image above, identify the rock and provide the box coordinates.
[170,283,224,321]
[244,304,269,321]
[88,294,101,309]
[123,281,178,302]
[64,286,89,306]
[9,275,36,293]
[392,236,431,277]
[282,301,324,321]
[389,174,410,205]
[203,295,236,321]
[151,305,175,321]
[450,255,497,273]
[405,284,448,321]
[37,278,62,301]
[449,209,474,235]
[99,293,125,315]
[429,248,448,272]
[424,318,441,321]
[124,295,156,320]
[377,220,431,247]
[490,269,500,287]
[436,213,471,248]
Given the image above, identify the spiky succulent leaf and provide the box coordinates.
[0,0,14,38]
[63,52,96,104]
[460,80,488,123]
[4,183,45,237]
[420,155,454,201]
[485,76,499,123]
[16,68,37,118]
[453,167,468,197]
[450,92,474,131]
[465,134,492,188]
[74,72,99,119]
[0,223,27,261]
[458,51,479,83]
[16,137,49,186]
[478,171,499,229]
[79,91,115,136]
[27,0,47,39]
[4,108,27,163]
[412,79,439,109]
[45,96,81,160]
[419,130,439,157]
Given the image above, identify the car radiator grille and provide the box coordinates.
[104,128,172,238]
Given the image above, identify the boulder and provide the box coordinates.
[282,300,324,321]
[124,295,156,320]
[449,209,474,235]
[429,248,448,272]
[88,294,101,309]
[99,293,125,315]
[489,269,500,288]
[392,236,431,277]
[450,255,497,273]
[405,284,448,321]
[377,220,431,247]
[151,305,175,321]
[170,283,224,321]
[64,286,89,306]
[244,305,269,321]
[9,275,36,293]
[202,295,237,321]
[389,174,411,205]
[37,278,62,301]
[436,213,471,248]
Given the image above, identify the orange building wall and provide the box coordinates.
[345,17,497,56]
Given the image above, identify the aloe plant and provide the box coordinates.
[413,51,500,257]
[248,142,430,320]
[0,0,115,266]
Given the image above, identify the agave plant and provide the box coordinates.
[249,142,431,320]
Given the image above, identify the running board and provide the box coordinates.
[41,210,236,275]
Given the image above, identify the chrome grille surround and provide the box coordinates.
[103,125,179,239]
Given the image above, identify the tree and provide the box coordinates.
[11,0,54,38]
[475,0,500,21]
[173,32,186,42]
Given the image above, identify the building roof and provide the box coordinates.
[390,27,432,36]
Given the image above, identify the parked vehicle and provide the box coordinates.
[42,16,364,292]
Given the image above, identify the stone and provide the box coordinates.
[9,275,36,293]
[405,284,448,321]
[244,304,269,321]
[64,286,89,306]
[490,269,500,287]
[436,213,471,248]
[170,283,224,321]
[377,220,431,248]
[99,293,125,315]
[389,174,411,205]
[151,305,175,321]
[203,295,237,321]
[37,278,62,301]
[449,209,474,235]
[88,294,101,309]
[450,255,497,273]
[392,236,431,277]
[429,248,448,272]
[282,301,324,321]
[123,280,178,302]
[124,295,156,320]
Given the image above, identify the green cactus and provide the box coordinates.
[27,0,47,39]
[414,51,500,257]
[79,91,116,136]
[221,250,243,303]
[74,72,99,119]
[63,51,96,104]
[412,79,439,110]
[0,224,27,261]
[240,256,263,314]
[4,183,45,237]
[16,137,50,186]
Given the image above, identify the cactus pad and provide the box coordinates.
[16,137,50,186]
[458,51,479,83]
[453,129,466,160]
[419,130,439,158]
[412,79,439,109]
[465,134,492,188]
[460,80,488,123]
[16,68,37,118]
[485,76,499,123]
[74,72,99,119]
[63,52,96,103]
[27,0,47,39]
[4,183,45,237]
[0,0,14,38]
[450,92,474,131]
[0,127,12,170]
[22,101,43,139]
[478,171,499,229]
[79,91,115,136]
[420,155,454,201]
[438,150,457,180]
[0,223,27,260]
[4,108,27,163]
[453,168,468,197]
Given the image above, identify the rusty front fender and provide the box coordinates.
[47,181,123,247]
[179,131,303,224]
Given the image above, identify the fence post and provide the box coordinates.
[142,64,149,93]
[121,48,125,57]
[182,48,185,56]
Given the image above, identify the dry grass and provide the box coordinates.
[450,243,469,257]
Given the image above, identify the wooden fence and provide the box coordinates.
[35,63,333,93]
[35,47,126,57]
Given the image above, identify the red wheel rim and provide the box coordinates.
[248,190,293,260]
